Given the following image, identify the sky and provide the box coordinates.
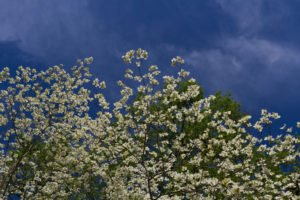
[0,0,300,134]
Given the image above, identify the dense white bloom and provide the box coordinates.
[0,49,298,200]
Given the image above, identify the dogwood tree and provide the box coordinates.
[0,49,299,199]
[0,60,110,199]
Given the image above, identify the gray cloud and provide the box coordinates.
[216,0,287,36]
[216,0,263,34]
[0,0,116,64]
[174,0,300,118]
[184,36,300,114]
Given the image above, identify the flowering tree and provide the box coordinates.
[0,49,299,199]
[0,61,109,199]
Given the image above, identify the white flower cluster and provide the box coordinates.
[171,56,184,67]
[0,50,299,200]
[122,48,148,65]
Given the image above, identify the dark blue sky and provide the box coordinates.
[1,0,300,131]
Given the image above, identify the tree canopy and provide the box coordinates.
[0,49,299,199]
